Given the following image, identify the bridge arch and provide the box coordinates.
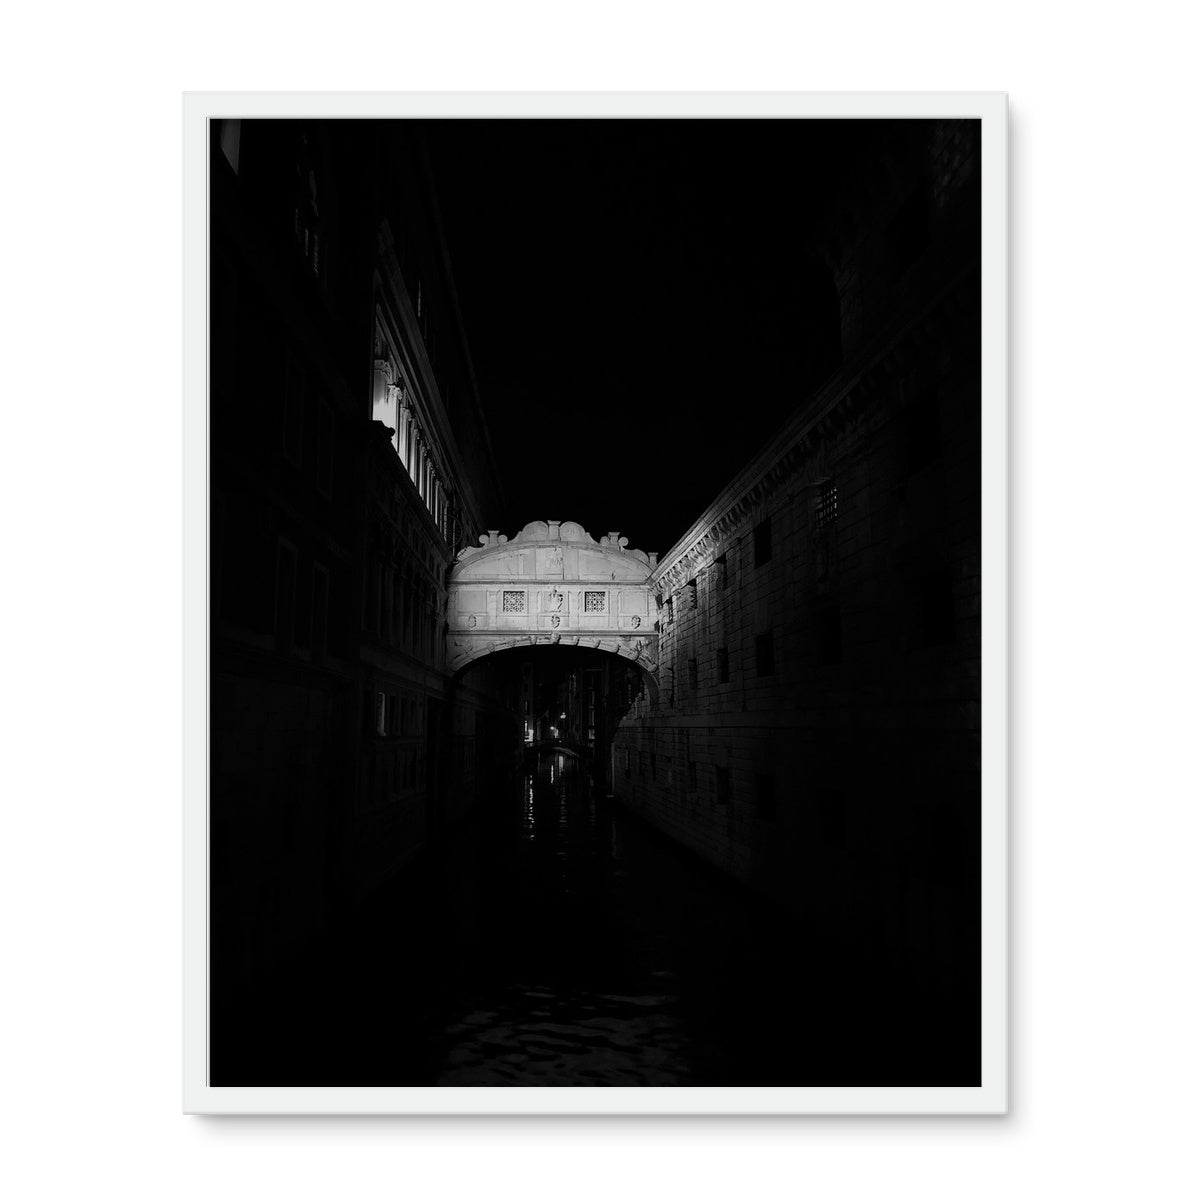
[447,521,659,676]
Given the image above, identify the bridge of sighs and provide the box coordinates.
[446,520,659,676]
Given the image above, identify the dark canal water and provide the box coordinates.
[219,750,976,1086]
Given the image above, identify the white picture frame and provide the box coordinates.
[184,90,1008,1115]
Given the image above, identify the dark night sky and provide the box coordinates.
[422,119,891,556]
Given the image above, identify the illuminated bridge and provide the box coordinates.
[446,520,659,675]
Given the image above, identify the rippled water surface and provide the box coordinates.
[421,751,756,1086]
[218,749,976,1086]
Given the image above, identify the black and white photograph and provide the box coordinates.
[197,100,1002,1108]
[15,0,1200,1189]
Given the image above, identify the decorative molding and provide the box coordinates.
[649,265,978,596]
[455,521,655,568]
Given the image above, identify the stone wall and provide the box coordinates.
[610,119,982,990]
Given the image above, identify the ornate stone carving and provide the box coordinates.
[448,521,659,673]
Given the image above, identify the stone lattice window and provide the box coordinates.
[817,481,839,529]
[584,591,606,613]
[502,590,526,614]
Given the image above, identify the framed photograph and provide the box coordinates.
[184,91,1007,1114]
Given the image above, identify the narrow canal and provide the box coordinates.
[222,748,973,1086]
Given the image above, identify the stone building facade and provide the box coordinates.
[209,119,514,1004]
[609,120,982,993]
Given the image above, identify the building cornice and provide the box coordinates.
[649,265,978,597]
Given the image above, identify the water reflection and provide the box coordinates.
[215,745,978,1086]
[435,750,694,1085]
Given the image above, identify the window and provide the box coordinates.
[687,579,698,609]
[753,517,772,567]
[817,480,838,530]
[375,692,387,737]
[717,647,729,684]
[688,658,698,689]
[584,591,606,613]
[502,590,526,614]
[665,597,674,624]
[714,553,728,590]
[715,765,731,805]
[755,631,775,677]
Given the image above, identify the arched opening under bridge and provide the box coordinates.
[451,640,659,797]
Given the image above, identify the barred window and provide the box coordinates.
[687,579,698,609]
[817,480,839,529]
[502,590,526,614]
[584,591,606,613]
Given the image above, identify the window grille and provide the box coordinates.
[817,481,839,530]
[502,590,526,614]
[584,591,606,613]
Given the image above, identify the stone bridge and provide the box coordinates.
[447,521,659,675]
